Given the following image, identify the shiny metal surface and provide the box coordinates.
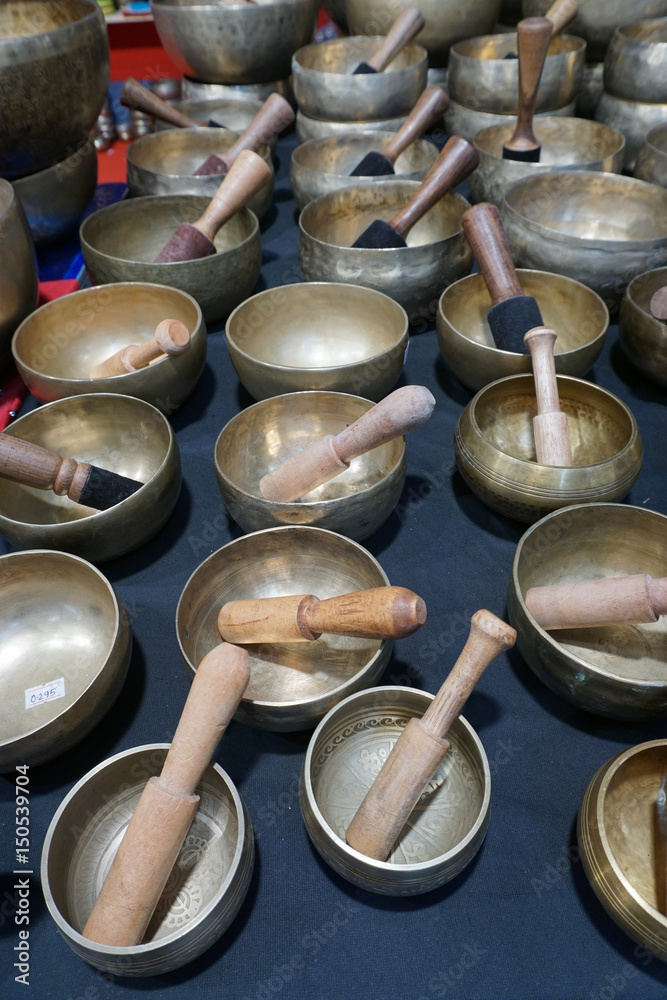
[444,97,576,144]
[522,0,667,61]
[41,744,254,976]
[595,90,667,172]
[603,18,667,102]
[154,97,280,156]
[296,109,406,142]
[635,122,667,187]
[0,179,37,367]
[619,266,667,389]
[181,76,294,105]
[577,60,605,118]
[11,139,97,246]
[176,526,393,731]
[0,550,131,771]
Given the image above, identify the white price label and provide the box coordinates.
[24,677,66,710]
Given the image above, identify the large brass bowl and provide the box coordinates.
[522,0,667,62]
[578,740,667,960]
[0,550,131,772]
[437,269,609,392]
[176,526,394,731]
[0,0,108,179]
[635,122,667,188]
[0,179,37,368]
[12,282,206,411]
[454,375,643,523]
[214,391,406,539]
[300,685,491,894]
[444,97,576,145]
[79,195,260,325]
[226,283,408,401]
[619,266,667,388]
[508,504,667,718]
[41,744,254,976]
[11,139,97,246]
[296,110,406,143]
[603,17,667,103]
[0,394,181,563]
[595,89,667,172]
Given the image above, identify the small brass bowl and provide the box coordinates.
[292,37,427,123]
[454,375,643,523]
[296,109,406,143]
[444,97,576,144]
[300,685,491,895]
[604,18,667,103]
[0,179,37,367]
[0,394,181,563]
[595,89,667,171]
[214,391,406,539]
[522,0,667,62]
[635,122,667,188]
[0,550,131,772]
[578,740,667,960]
[177,526,393,731]
[12,282,206,411]
[619,266,667,388]
[41,744,254,976]
[437,269,609,392]
[226,283,408,401]
[11,139,97,246]
[79,195,260,325]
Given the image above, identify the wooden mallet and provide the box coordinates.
[525,573,667,629]
[544,0,579,36]
[90,319,191,378]
[121,77,212,130]
[524,325,572,466]
[193,92,294,176]
[351,6,424,74]
[502,17,553,162]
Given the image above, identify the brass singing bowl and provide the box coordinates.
[635,123,667,188]
[296,109,407,143]
[0,394,181,563]
[619,266,667,388]
[181,75,294,106]
[226,283,408,401]
[300,685,491,895]
[12,283,206,411]
[595,90,667,172]
[0,550,131,772]
[151,0,318,85]
[522,0,667,62]
[437,270,609,392]
[176,526,393,731]
[11,139,97,246]
[79,195,260,325]
[292,37,427,123]
[501,171,667,309]
[604,18,667,103]
[41,744,254,976]
[214,391,406,539]
[444,97,576,144]
[0,0,108,179]
[470,118,625,208]
[0,179,37,367]
[454,375,643,523]
[299,181,472,324]
[154,98,280,156]
[578,740,667,960]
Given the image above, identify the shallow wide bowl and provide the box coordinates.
[79,195,260,325]
[177,526,393,731]
[0,179,37,367]
[619,266,667,388]
[12,282,206,411]
[214,390,406,539]
[151,0,318,85]
[635,122,667,188]
[508,504,667,718]
[522,0,667,62]
[226,283,408,400]
[296,109,406,142]
[454,375,643,523]
[299,181,472,325]
[300,685,490,894]
[501,170,667,310]
[595,90,667,171]
[444,97,576,144]
[578,740,667,960]
[437,269,609,392]
[0,550,131,772]
[41,743,254,976]
[11,139,97,246]
[0,394,181,563]
[604,18,667,103]
[292,37,427,123]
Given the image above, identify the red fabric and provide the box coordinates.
[37,279,81,306]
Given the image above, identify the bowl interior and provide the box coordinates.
[128,129,270,178]
[453,31,579,60]
[294,133,437,177]
[476,119,624,164]
[296,36,422,74]
[0,0,93,39]
[627,267,667,318]
[617,18,667,45]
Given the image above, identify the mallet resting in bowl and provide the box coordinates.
[524,325,572,467]
[90,319,191,378]
[351,6,424,75]
[525,573,667,629]
[349,85,449,177]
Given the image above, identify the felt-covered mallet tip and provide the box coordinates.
[352,62,377,74]
[192,153,228,177]
[502,144,541,162]
[349,151,395,177]
[352,219,407,249]
[78,466,144,510]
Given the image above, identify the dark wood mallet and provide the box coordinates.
[502,17,553,162]
[121,77,214,129]
[352,5,425,74]
[503,0,578,58]
[90,319,191,378]
[193,92,294,176]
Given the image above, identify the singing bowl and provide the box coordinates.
[151,0,318,85]
[0,550,131,772]
[292,37,427,123]
[296,110,407,143]
[226,283,408,401]
[635,123,667,188]
[0,179,37,367]
[595,90,667,172]
[522,0,667,62]
[41,744,254,976]
[619,266,667,388]
[603,18,667,103]
[214,391,406,540]
[154,99,280,155]
[181,75,294,106]
[79,195,260,325]
[578,740,667,960]
[298,181,472,324]
[12,282,206,411]
[444,97,576,145]
[176,526,394,731]
[501,171,667,309]
[300,685,490,895]
[0,0,108,179]
[11,139,97,246]
[437,270,609,392]
[0,394,181,563]
[454,375,643,523]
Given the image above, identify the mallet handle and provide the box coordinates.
[545,0,578,36]
[381,86,449,165]
[524,325,572,466]
[505,17,552,156]
[365,6,425,73]
[461,202,524,304]
[223,93,294,164]
[193,149,272,241]
[121,77,202,129]
[0,434,91,502]
[525,574,667,629]
[90,319,190,377]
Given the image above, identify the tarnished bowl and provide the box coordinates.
[292,37,427,123]
[595,89,667,172]
[214,391,406,539]
[0,179,37,367]
[0,394,181,563]
[578,740,667,960]
[300,685,491,894]
[604,18,667,103]
[454,375,643,523]
[635,122,667,188]
[444,97,576,145]
[176,526,394,731]
[501,170,667,309]
[296,109,406,143]
[437,269,609,392]
[0,0,108,178]
[226,283,408,400]
[0,550,131,772]
[619,266,667,388]
[12,282,206,411]
[522,0,667,62]
[11,139,97,246]
[508,504,667,718]
[41,744,254,976]
[79,195,260,325]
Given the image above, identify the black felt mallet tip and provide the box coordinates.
[349,150,396,178]
[77,465,144,511]
[501,145,541,162]
[352,61,376,75]
[352,219,407,249]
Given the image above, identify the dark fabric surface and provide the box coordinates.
[1,127,667,1000]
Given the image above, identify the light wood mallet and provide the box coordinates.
[525,573,667,629]
[351,6,424,74]
[502,17,553,162]
[90,319,191,378]
[524,325,573,467]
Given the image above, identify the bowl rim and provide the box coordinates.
[0,0,103,49]
[292,36,428,76]
[290,131,438,173]
[473,116,625,165]
[125,128,273,179]
[624,264,667,320]
[450,30,586,60]
[644,122,667,154]
[613,17,667,45]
